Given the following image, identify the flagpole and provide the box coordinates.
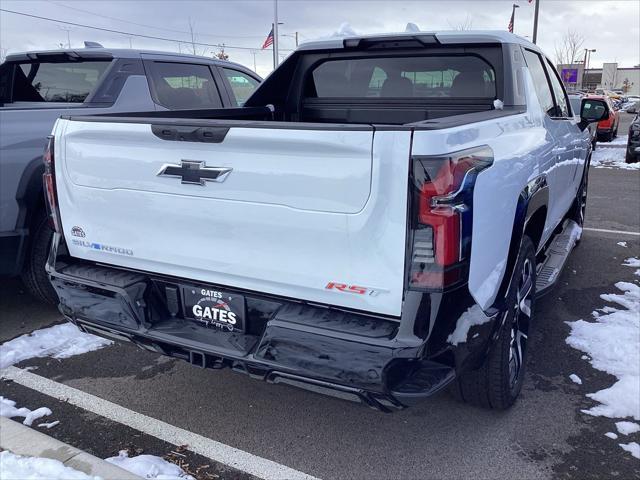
[273,0,279,69]
[511,4,519,33]
[532,0,540,44]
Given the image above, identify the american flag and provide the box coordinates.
[508,9,515,33]
[261,27,274,49]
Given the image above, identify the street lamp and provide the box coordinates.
[582,48,596,90]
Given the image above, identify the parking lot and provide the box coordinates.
[1,120,638,480]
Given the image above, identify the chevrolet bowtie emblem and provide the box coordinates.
[157,160,232,185]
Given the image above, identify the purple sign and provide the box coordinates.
[561,68,579,83]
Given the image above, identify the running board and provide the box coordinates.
[535,220,582,297]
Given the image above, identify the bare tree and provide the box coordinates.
[188,17,197,55]
[448,14,473,31]
[554,30,585,65]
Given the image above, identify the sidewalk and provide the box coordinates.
[0,417,140,479]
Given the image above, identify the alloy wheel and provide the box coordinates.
[508,257,533,389]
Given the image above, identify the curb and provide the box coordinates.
[0,417,141,479]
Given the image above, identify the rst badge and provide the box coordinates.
[325,282,388,297]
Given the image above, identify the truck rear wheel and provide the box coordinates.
[452,236,537,409]
[20,211,58,305]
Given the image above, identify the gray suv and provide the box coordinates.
[0,45,260,303]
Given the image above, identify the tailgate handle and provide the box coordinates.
[151,125,229,143]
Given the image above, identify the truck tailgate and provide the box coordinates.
[55,119,410,316]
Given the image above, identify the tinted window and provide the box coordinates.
[523,50,554,115]
[149,62,222,109]
[309,55,496,99]
[546,60,570,117]
[9,61,110,103]
[222,68,259,106]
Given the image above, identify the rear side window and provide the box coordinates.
[523,50,555,115]
[8,61,110,103]
[545,60,570,117]
[309,55,496,99]
[148,62,222,109]
[222,68,259,106]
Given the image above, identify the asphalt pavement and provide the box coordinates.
[1,157,639,480]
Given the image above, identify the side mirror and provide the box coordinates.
[579,99,609,131]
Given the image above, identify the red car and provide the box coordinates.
[587,95,620,142]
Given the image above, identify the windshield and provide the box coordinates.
[4,60,111,103]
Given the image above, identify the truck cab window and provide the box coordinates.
[148,62,222,109]
[9,61,110,103]
[523,50,555,116]
[545,60,570,117]
[310,55,497,99]
[222,68,259,106]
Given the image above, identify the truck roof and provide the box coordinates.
[297,30,540,52]
[4,47,250,71]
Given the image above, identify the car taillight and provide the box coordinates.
[409,146,493,291]
[43,135,62,233]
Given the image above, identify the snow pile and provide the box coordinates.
[105,451,194,480]
[0,322,112,369]
[619,442,640,460]
[591,147,640,170]
[616,421,640,435]
[605,432,619,439]
[624,257,640,277]
[569,374,582,384]
[617,241,627,247]
[609,135,628,146]
[566,281,640,420]
[0,397,52,426]
[0,451,99,480]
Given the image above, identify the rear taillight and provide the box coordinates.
[409,146,493,291]
[43,135,62,233]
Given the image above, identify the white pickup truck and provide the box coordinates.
[45,31,608,411]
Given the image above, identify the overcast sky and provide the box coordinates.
[1,0,638,77]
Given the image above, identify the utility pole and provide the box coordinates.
[273,0,279,68]
[532,0,540,44]
[581,48,596,90]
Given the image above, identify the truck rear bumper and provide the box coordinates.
[46,252,478,412]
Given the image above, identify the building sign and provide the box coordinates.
[561,68,579,83]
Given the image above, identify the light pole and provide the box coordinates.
[582,48,596,90]
[282,32,299,47]
[59,26,71,48]
[532,0,540,44]
[273,0,279,69]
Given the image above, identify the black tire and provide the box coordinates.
[20,211,58,305]
[452,236,537,410]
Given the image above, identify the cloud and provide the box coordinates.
[1,0,638,77]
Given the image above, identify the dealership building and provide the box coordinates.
[556,62,640,95]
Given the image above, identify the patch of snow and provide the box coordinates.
[605,432,619,439]
[591,147,640,170]
[566,281,640,420]
[0,451,99,480]
[105,451,194,480]
[0,397,52,426]
[0,322,112,369]
[617,241,628,247]
[447,305,492,346]
[623,257,640,268]
[609,135,628,145]
[569,374,583,384]
[37,420,60,429]
[616,421,640,435]
[619,442,640,460]
[493,99,504,110]
[581,355,589,360]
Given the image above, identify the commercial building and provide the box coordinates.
[557,62,640,95]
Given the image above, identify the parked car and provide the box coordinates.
[627,113,640,163]
[0,45,260,303]
[45,31,607,411]
[570,94,597,149]
[586,95,619,141]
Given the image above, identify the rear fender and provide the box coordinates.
[489,175,548,315]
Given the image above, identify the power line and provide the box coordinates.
[45,0,266,40]
[0,8,293,52]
